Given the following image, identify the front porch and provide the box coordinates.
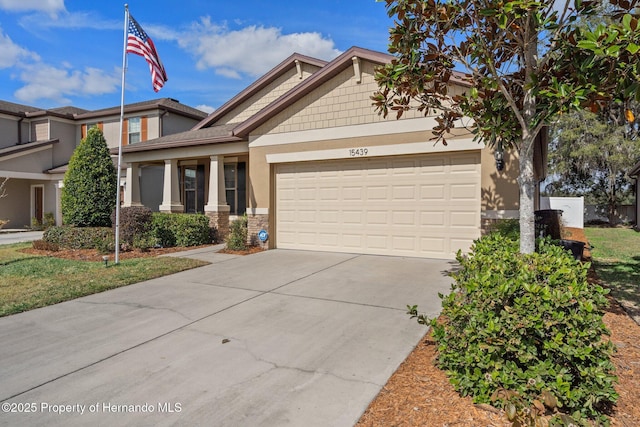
[122,152,248,240]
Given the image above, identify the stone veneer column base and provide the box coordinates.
[247,214,270,247]
[206,211,230,243]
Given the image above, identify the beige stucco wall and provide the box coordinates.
[481,147,520,213]
[100,114,161,149]
[217,62,322,125]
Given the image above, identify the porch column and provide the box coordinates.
[159,159,184,213]
[123,162,142,207]
[55,180,63,226]
[204,155,230,240]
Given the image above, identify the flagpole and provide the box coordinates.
[115,4,129,265]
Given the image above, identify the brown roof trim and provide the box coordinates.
[193,53,329,130]
[232,47,393,138]
[630,159,640,177]
[0,139,59,158]
[112,135,244,154]
[24,109,79,120]
[75,98,207,121]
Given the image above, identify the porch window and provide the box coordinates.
[128,117,141,144]
[224,162,246,216]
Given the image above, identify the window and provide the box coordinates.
[128,117,141,144]
[224,162,246,215]
[181,165,205,213]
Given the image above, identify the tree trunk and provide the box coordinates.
[519,133,536,254]
[519,16,539,254]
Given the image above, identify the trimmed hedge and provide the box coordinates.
[414,234,617,425]
[43,226,113,249]
[150,213,211,247]
[112,206,153,247]
[226,215,248,250]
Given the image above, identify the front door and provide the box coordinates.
[33,186,43,224]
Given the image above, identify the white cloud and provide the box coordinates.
[14,63,120,104]
[195,104,216,114]
[18,11,120,31]
[0,28,39,68]
[0,0,65,17]
[180,17,341,78]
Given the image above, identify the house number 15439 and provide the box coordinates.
[348,148,369,157]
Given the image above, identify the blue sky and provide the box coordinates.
[0,0,392,113]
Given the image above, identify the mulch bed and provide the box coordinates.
[357,227,640,427]
[20,244,264,262]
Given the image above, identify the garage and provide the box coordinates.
[275,152,482,259]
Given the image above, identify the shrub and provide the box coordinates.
[32,239,59,251]
[61,127,117,227]
[112,206,153,247]
[150,213,211,247]
[43,226,113,249]
[226,215,248,250]
[151,213,176,247]
[412,234,617,425]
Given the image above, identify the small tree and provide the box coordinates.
[372,0,640,253]
[61,127,117,227]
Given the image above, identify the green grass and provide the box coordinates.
[584,227,640,308]
[0,243,208,317]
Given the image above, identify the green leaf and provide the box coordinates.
[626,43,640,54]
[576,40,598,51]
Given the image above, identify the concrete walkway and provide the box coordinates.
[0,249,455,426]
[0,230,43,244]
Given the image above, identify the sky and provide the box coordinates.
[0,0,393,113]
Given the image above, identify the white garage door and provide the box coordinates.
[275,152,481,259]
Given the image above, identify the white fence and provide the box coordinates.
[585,204,636,224]
[541,196,636,226]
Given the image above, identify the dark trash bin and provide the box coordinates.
[559,239,585,260]
[535,209,563,240]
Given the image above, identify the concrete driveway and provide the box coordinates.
[0,249,455,426]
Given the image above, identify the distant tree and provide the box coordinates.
[546,108,640,223]
[372,0,640,253]
[61,127,117,227]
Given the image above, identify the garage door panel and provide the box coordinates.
[275,152,480,259]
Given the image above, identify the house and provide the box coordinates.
[119,46,548,260]
[630,159,640,228]
[0,99,207,229]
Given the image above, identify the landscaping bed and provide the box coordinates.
[20,245,211,262]
[357,227,640,426]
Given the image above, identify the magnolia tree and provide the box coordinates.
[372,0,640,253]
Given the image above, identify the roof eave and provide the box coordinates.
[111,136,244,155]
[233,47,394,137]
[75,103,205,121]
[193,53,329,130]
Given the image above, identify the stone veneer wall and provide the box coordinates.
[247,214,269,247]
[206,211,230,243]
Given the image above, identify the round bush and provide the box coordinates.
[430,234,617,424]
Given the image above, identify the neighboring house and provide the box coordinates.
[119,46,548,260]
[0,99,207,228]
[629,159,640,228]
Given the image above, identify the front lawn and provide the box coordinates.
[584,227,640,308]
[0,243,208,317]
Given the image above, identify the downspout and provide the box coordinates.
[17,117,24,144]
[159,109,169,137]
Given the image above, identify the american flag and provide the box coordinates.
[127,13,168,92]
